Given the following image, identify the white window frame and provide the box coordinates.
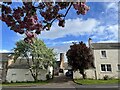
[101,64,112,72]
[100,50,107,59]
[118,64,120,71]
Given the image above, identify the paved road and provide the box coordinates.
[2,75,120,90]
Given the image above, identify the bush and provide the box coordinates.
[16,81,21,83]
[103,75,109,80]
[10,81,13,83]
[46,74,50,80]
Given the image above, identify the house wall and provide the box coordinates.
[73,69,95,79]
[6,68,53,82]
[93,49,120,79]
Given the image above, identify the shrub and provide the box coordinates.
[46,74,50,80]
[16,81,20,83]
[103,75,109,80]
[10,81,13,83]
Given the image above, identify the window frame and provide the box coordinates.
[100,50,107,58]
[101,64,112,72]
[118,64,120,71]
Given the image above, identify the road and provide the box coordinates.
[1,75,120,90]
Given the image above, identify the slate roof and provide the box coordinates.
[0,53,14,61]
[8,59,30,69]
[91,43,120,49]
[8,63,29,69]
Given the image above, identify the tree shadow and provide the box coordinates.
[50,75,73,83]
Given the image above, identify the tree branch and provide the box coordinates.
[64,2,73,19]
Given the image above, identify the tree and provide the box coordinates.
[0,1,90,43]
[13,38,56,82]
[66,41,94,79]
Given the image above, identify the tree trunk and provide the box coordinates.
[82,73,86,79]
[32,74,38,82]
[25,55,38,82]
[29,68,38,82]
[79,69,86,79]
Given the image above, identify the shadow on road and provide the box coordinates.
[50,75,73,83]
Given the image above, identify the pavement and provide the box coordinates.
[1,75,120,90]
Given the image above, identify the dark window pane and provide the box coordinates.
[118,64,120,71]
[106,64,112,71]
[101,64,106,71]
[101,51,106,57]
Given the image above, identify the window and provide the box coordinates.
[118,64,120,71]
[106,64,112,71]
[101,64,112,72]
[25,74,29,75]
[12,73,16,75]
[101,64,106,71]
[101,51,107,58]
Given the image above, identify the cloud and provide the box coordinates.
[50,44,70,53]
[105,2,118,24]
[91,24,118,41]
[88,0,119,2]
[97,40,118,43]
[50,44,70,62]
[0,50,12,53]
[106,2,118,10]
[39,18,100,40]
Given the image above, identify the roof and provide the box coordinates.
[8,59,30,69]
[0,53,14,61]
[91,43,120,49]
[8,64,29,69]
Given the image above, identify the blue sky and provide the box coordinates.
[1,1,119,55]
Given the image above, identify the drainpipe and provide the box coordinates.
[94,67,97,80]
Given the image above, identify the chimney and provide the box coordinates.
[8,55,14,66]
[88,38,92,48]
[60,53,64,69]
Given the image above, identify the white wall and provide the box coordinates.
[47,66,53,78]
[6,66,53,82]
[93,49,120,79]
[64,70,68,75]
[6,69,34,82]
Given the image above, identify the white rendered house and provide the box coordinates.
[73,38,120,79]
[0,53,53,82]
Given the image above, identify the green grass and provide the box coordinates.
[74,79,120,85]
[1,81,48,87]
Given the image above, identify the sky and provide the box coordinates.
[1,1,119,60]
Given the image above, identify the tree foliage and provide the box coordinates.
[13,38,56,81]
[1,1,90,43]
[66,41,94,79]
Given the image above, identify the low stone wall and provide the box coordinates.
[73,69,96,79]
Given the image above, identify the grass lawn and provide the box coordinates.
[1,81,49,87]
[74,79,120,85]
